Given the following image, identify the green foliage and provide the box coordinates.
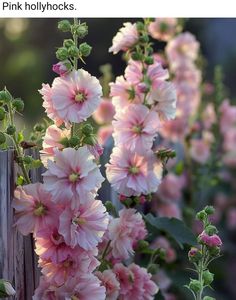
[145,213,197,249]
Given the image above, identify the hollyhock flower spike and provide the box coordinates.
[58,195,109,250]
[92,98,115,125]
[12,183,59,236]
[50,69,102,124]
[106,146,162,197]
[109,22,139,54]
[43,146,104,209]
[112,104,160,155]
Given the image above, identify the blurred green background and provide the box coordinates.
[0,18,236,129]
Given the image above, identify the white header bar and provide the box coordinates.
[0,0,235,18]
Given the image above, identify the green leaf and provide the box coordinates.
[17,131,24,143]
[144,214,197,249]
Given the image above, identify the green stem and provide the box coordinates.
[196,245,205,300]
[7,103,31,184]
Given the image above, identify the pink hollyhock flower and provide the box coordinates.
[43,146,104,209]
[97,125,113,146]
[202,103,216,130]
[92,98,115,124]
[155,202,182,219]
[114,263,159,299]
[39,248,99,286]
[110,76,143,111]
[108,208,147,260]
[158,173,185,202]
[151,237,176,263]
[223,127,236,152]
[96,270,120,300]
[125,60,169,89]
[39,83,64,127]
[58,196,108,250]
[223,151,236,168]
[42,124,70,155]
[33,276,57,300]
[174,61,201,87]
[109,22,139,54]
[56,273,106,300]
[166,32,199,69]
[112,104,160,155]
[199,231,222,248]
[87,143,104,160]
[219,99,236,133]
[49,69,102,124]
[148,18,177,42]
[160,118,188,142]
[190,139,210,164]
[152,270,171,291]
[106,147,162,197]
[147,81,176,121]
[12,183,59,236]
[52,61,69,76]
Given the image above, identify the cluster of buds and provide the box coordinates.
[186,206,222,300]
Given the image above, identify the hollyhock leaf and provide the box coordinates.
[145,214,197,248]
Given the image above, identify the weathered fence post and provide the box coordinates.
[0,148,43,300]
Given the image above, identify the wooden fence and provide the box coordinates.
[0,149,42,300]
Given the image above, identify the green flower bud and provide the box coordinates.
[60,137,70,147]
[147,264,158,275]
[82,124,94,135]
[208,246,221,257]
[56,47,69,61]
[12,98,24,112]
[63,39,75,48]
[79,43,92,57]
[203,296,215,300]
[205,225,218,236]
[196,210,207,221]
[139,34,149,43]
[58,20,71,32]
[203,270,214,286]
[137,240,149,251]
[136,21,144,31]
[159,22,169,33]
[131,52,143,61]
[30,134,37,141]
[0,107,6,120]
[0,90,12,103]
[147,47,154,55]
[104,201,117,215]
[0,132,6,144]
[34,124,44,132]
[23,156,33,164]
[83,135,96,146]
[144,56,154,65]
[204,206,215,215]
[76,24,88,38]
[68,45,79,57]
[6,125,16,135]
[69,136,80,147]
[189,279,202,293]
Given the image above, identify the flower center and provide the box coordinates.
[34,203,47,216]
[71,295,79,300]
[72,216,86,226]
[63,259,73,268]
[132,125,143,134]
[74,91,86,102]
[69,172,80,183]
[160,22,168,33]
[129,166,140,174]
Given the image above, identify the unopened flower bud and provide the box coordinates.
[23,156,33,164]
[137,240,149,251]
[56,47,69,61]
[204,206,215,215]
[0,279,16,297]
[69,136,80,147]
[34,124,44,132]
[148,264,158,275]
[144,56,154,65]
[83,135,97,146]
[82,124,94,135]
[6,125,16,135]
[12,98,24,112]
[203,270,214,286]
[63,39,75,48]
[196,211,207,221]
[0,107,6,120]
[205,225,218,236]
[188,247,202,262]
[199,232,222,248]
[189,279,202,293]
[58,20,71,32]
[131,52,143,61]
[136,21,144,31]
[0,132,6,144]
[137,82,149,93]
[76,24,88,38]
[203,296,216,300]
[52,61,70,76]
[60,137,70,147]
[139,34,149,43]
[79,43,92,57]
[68,45,79,57]
[208,246,221,257]
[0,90,12,103]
